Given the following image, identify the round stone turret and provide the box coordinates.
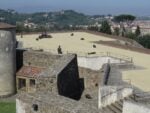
[0,23,16,96]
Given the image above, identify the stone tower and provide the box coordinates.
[0,23,16,96]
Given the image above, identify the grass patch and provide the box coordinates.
[0,102,16,113]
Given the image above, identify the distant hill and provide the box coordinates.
[0,9,29,25]
[0,9,93,26]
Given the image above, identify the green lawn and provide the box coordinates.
[0,102,16,113]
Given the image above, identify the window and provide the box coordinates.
[30,79,36,87]
[18,78,26,90]
[32,104,38,111]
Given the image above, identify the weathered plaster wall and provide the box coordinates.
[16,99,26,113]
[98,86,133,108]
[77,56,125,70]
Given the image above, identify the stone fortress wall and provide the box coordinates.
[0,29,16,96]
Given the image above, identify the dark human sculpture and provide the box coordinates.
[57,45,62,54]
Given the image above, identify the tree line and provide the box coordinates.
[88,14,150,49]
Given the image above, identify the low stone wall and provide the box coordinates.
[123,100,150,113]
[110,62,134,70]
[16,93,101,113]
[98,86,133,108]
[77,56,126,71]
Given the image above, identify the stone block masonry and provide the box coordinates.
[18,51,82,100]
[78,67,101,89]
[16,92,101,113]
[35,53,82,100]
[23,51,62,68]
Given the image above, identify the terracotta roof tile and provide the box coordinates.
[0,22,16,29]
[17,66,45,78]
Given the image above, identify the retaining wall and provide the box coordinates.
[77,56,126,71]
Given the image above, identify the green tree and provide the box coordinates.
[16,23,24,38]
[138,35,150,49]
[100,20,112,34]
[125,32,136,40]
[88,26,99,31]
[135,25,141,36]
[114,27,120,36]
[16,24,24,33]
[24,26,30,33]
[121,26,126,37]
[114,14,136,22]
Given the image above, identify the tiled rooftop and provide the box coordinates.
[17,66,45,78]
[0,22,16,29]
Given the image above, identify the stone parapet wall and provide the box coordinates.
[110,62,134,70]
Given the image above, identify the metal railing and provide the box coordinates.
[101,87,132,100]
[100,78,133,100]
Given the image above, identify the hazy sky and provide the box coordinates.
[0,0,150,15]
